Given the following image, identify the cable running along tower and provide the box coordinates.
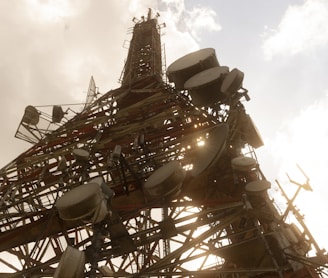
[0,9,327,277]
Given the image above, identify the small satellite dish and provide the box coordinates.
[54,246,85,278]
[221,68,244,95]
[22,105,40,125]
[52,105,65,123]
[231,156,257,172]
[55,182,108,223]
[245,180,271,193]
[72,148,90,161]
[144,161,185,198]
[83,76,97,110]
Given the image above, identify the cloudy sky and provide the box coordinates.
[1,0,328,255]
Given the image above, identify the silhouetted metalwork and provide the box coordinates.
[0,9,327,277]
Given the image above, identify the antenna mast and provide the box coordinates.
[0,9,327,278]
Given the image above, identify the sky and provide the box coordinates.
[1,0,328,260]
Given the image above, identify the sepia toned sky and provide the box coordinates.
[1,0,328,255]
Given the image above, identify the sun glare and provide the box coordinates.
[197,138,205,147]
[270,99,328,189]
[266,97,328,252]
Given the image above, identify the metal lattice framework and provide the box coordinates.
[0,10,327,278]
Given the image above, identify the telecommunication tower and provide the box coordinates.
[0,9,327,277]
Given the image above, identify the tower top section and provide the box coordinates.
[121,8,164,86]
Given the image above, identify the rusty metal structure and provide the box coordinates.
[0,9,327,277]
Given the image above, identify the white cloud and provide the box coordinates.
[24,0,79,23]
[264,93,328,197]
[262,0,328,59]
[159,0,221,37]
[185,6,221,41]
[159,0,221,63]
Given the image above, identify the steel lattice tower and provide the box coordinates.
[0,9,327,278]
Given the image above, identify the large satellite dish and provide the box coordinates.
[191,124,229,177]
[184,66,229,107]
[166,48,219,90]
